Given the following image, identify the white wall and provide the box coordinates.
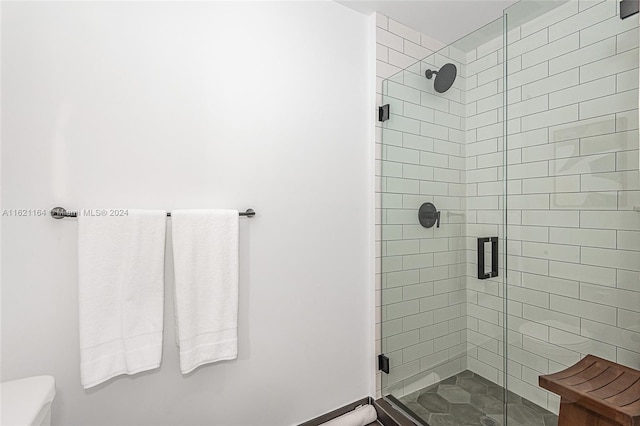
[0,2,374,425]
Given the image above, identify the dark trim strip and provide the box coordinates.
[374,398,420,426]
[385,395,429,426]
[298,397,373,426]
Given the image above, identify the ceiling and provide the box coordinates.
[336,0,518,45]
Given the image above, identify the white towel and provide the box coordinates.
[319,405,378,426]
[78,210,166,389]
[171,209,239,374]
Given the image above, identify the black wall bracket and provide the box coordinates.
[477,237,498,280]
[378,354,390,374]
[378,104,390,122]
[621,0,639,19]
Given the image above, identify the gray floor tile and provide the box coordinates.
[398,370,558,426]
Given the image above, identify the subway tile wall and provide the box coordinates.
[465,0,639,413]
[376,0,639,411]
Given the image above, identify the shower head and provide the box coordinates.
[425,63,457,93]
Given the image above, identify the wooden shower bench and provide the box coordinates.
[540,355,640,426]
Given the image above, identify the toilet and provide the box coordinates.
[1,376,56,426]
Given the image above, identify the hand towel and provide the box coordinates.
[171,209,239,374]
[78,210,166,389]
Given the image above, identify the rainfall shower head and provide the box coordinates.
[425,63,457,93]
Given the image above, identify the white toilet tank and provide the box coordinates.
[1,376,56,426]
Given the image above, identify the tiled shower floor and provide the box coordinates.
[397,371,558,426]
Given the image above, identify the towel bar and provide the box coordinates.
[50,207,256,219]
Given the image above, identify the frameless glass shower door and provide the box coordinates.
[504,0,640,421]
[379,16,509,425]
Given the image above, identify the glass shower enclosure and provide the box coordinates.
[379,1,639,425]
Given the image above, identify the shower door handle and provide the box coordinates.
[477,237,498,280]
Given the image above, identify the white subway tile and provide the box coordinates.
[549,153,616,176]
[522,33,580,69]
[386,177,420,194]
[420,151,449,168]
[616,109,639,132]
[549,227,617,248]
[421,122,449,141]
[550,115,617,143]
[580,90,639,120]
[521,272,579,298]
[549,76,616,109]
[386,146,421,165]
[581,211,640,230]
[509,161,549,179]
[618,230,640,251]
[581,170,640,191]
[551,192,618,210]
[549,0,616,42]
[550,37,616,76]
[467,51,499,76]
[403,133,434,151]
[389,49,419,70]
[507,225,549,243]
[388,19,421,44]
[510,62,549,89]
[581,319,640,353]
[551,295,617,325]
[520,0,578,38]
[523,336,581,368]
[523,304,581,335]
[510,29,549,57]
[522,210,580,227]
[467,110,498,130]
[523,69,580,99]
[477,63,503,86]
[522,242,580,263]
[617,270,640,292]
[404,102,435,122]
[580,130,639,155]
[618,309,640,331]
[377,27,404,51]
[508,128,549,149]
[522,105,579,132]
[377,60,403,79]
[510,285,551,308]
[581,283,640,312]
[619,70,640,98]
[582,247,640,271]
[403,311,435,331]
[617,348,640,370]
[618,27,640,53]
[522,176,581,194]
[549,328,617,360]
[581,48,639,83]
[468,81,499,103]
[507,254,549,275]
[549,260,617,286]
[387,301,420,321]
[581,14,640,47]
[435,110,462,130]
[507,194,551,210]
[376,12,388,29]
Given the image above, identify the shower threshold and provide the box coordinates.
[388,370,558,426]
